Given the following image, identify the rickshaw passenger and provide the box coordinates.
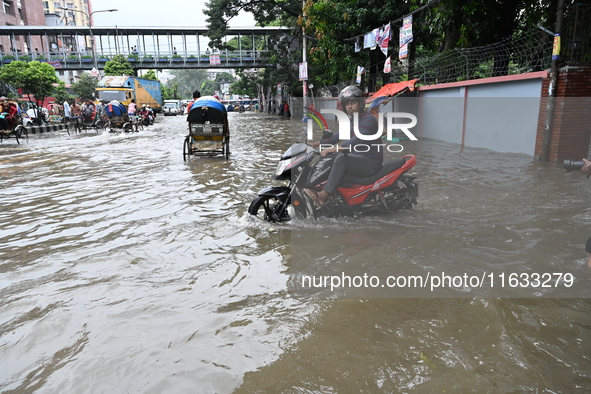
[1,101,19,131]
[81,100,95,120]
[0,99,11,131]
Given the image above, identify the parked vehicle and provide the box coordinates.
[162,100,181,116]
[95,76,163,114]
[248,141,418,222]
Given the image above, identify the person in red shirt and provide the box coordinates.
[186,89,201,114]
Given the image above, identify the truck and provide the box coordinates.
[95,76,162,113]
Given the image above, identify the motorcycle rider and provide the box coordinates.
[139,105,151,124]
[304,85,383,207]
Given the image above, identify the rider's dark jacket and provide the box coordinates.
[319,111,383,164]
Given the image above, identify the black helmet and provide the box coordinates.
[338,85,364,106]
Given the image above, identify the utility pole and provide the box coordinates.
[540,0,566,161]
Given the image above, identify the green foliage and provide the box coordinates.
[104,54,135,76]
[162,81,179,100]
[168,69,210,98]
[231,69,262,98]
[0,60,59,105]
[204,0,561,93]
[200,79,215,96]
[53,81,73,103]
[72,73,99,100]
[226,35,266,51]
[204,0,300,49]
[142,70,158,80]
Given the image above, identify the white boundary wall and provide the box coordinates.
[415,72,546,155]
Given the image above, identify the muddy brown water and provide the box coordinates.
[0,113,590,393]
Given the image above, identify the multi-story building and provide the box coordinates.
[42,0,94,86]
[42,0,92,27]
[0,0,46,54]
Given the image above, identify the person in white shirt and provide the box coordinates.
[63,100,71,118]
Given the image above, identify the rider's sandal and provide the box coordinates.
[304,189,327,209]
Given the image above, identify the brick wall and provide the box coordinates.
[534,63,591,162]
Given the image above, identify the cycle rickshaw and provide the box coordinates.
[105,100,135,132]
[0,101,27,144]
[80,101,106,132]
[183,97,230,160]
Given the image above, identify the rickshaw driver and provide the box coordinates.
[185,89,201,115]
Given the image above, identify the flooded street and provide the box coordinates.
[1,112,590,393]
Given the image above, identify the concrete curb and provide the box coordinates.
[26,124,69,134]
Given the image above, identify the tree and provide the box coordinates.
[71,73,99,100]
[226,35,266,51]
[53,81,73,104]
[162,80,180,100]
[168,69,210,98]
[231,69,262,98]
[103,54,135,76]
[197,72,236,97]
[204,0,300,49]
[0,60,59,106]
[200,79,216,96]
[142,70,158,80]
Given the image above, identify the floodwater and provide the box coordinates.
[0,112,590,393]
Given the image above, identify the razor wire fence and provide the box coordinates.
[386,3,591,86]
[562,2,591,63]
[389,28,554,85]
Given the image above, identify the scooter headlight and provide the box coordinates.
[275,159,290,176]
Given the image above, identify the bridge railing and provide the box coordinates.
[0,50,271,68]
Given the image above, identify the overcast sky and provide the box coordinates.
[90,0,256,27]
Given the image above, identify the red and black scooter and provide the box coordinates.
[248,113,418,222]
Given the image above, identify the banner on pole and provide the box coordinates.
[399,15,413,60]
[384,57,391,73]
[356,66,365,84]
[299,62,308,81]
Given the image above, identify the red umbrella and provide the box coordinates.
[366,79,419,103]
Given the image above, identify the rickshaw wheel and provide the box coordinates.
[136,122,143,132]
[183,136,191,162]
[224,137,230,159]
[14,125,27,143]
[123,123,133,133]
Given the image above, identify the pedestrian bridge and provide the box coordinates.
[0,26,292,70]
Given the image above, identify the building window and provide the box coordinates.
[43,1,49,8]
[3,1,11,15]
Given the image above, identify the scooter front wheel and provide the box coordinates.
[248,195,294,222]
